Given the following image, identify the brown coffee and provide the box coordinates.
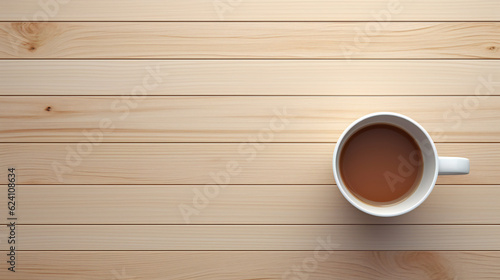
[339,123,423,205]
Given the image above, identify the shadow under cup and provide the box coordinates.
[333,114,439,217]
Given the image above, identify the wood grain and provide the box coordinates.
[1,96,500,143]
[1,22,499,58]
[1,225,499,250]
[1,185,497,225]
[0,251,498,280]
[0,143,497,185]
[1,0,499,278]
[2,0,500,21]
[1,60,499,96]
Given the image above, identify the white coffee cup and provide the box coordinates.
[332,112,470,217]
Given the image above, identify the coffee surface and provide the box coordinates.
[339,124,423,204]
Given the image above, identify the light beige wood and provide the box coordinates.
[0,144,497,185]
[1,225,499,250]
[2,96,500,142]
[0,251,498,280]
[1,185,497,225]
[1,22,499,58]
[2,0,500,21]
[1,0,499,279]
[0,60,499,96]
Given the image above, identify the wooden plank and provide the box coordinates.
[0,144,497,185]
[1,22,499,58]
[1,60,500,96]
[1,0,499,21]
[1,225,499,250]
[2,96,500,143]
[2,185,498,225]
[0,251,498,279]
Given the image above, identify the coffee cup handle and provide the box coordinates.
[438,157,470,175]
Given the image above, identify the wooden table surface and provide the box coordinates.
[1,1,500,279]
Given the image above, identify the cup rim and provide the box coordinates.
[332,112,439,217]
